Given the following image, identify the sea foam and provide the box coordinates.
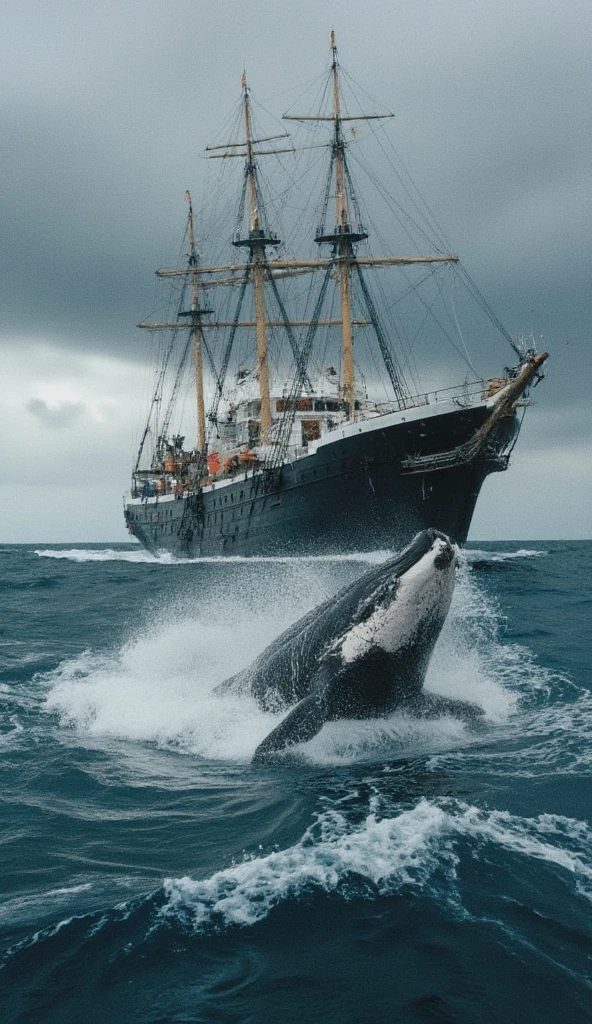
[35,547,391,565]
[161,796,592,932]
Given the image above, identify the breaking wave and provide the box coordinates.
[162,797,592,931]
[35,546,549,566]
[35,547,191,564]
[34,547,391,565]
[463,548,548,563]
[4,795,591,960]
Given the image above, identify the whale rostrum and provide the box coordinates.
[216,529,483,761]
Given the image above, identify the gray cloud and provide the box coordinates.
[1,3,589,357]
[0,0,590,539]
[27,398,85,428]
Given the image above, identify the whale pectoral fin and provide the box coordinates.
[252,691,328,764]
[406,690,484,723]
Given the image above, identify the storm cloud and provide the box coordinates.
[1,0,590,540]
[27,398,85,429]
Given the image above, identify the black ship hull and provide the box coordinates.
[125,402,516,557]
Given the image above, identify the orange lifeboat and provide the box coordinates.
[207,451,220,474]
[238,447,256,463]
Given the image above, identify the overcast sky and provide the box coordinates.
[1,0,590,542]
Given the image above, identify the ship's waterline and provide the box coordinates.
[125,398,518,557]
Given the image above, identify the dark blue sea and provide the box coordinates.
[1,540,590,1023]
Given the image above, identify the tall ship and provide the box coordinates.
[124,35,548,557]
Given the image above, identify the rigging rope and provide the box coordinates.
[160,333,193,443]
[266,264,334,470]
[354,264,409,407]
[206,261,252,437]
[265,267,313,391]
[133,280,188,473]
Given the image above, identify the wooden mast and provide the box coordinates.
[330,31,355,419]
[285,32,399,420]
[186,192,207,453]
[242,74,272,445]
[137,192,214,460]
[140,52,461,461]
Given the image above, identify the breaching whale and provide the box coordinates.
[217,529,482,762]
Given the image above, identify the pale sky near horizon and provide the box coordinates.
[1,0,590,542]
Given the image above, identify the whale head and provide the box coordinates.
[325,529,457,685]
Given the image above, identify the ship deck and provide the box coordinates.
[125,392,518,557]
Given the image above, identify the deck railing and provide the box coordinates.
[374,378,492,415]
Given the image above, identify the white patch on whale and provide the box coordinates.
[336,536,456,663]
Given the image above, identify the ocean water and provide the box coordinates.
[1,539,590,1023]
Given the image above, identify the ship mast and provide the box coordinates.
[136,191,213,457]
[331,31,355,417]
[143,45,461,462]
[186,192,207,452]
[241,74,272,444]
[207,72,290,445]
[285,32,389,420]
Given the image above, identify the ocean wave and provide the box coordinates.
[0,892,144,966]
[35,547,191,564]
[463,548,548,564]
[434,688,592,778]
[34,545,550,567]
[0,885,93,929]
[3,796,591,961]
[161,797,592,932]
[34,547,391,565]
[36,547,549,566]
[161,799,456,929]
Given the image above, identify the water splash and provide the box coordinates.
[41,559,529,764]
